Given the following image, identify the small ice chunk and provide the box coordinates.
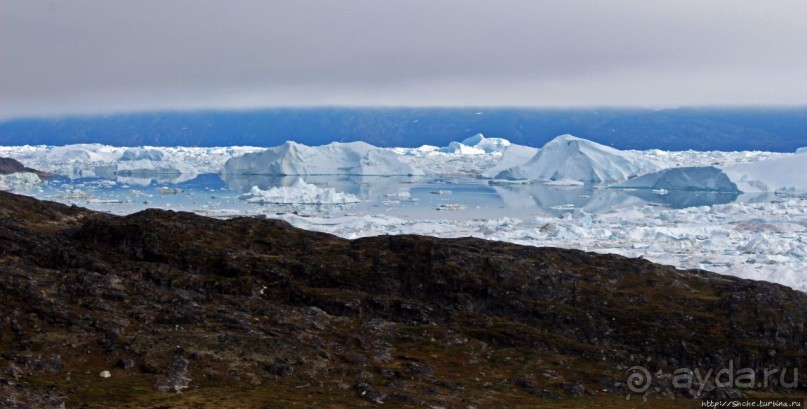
[239,179,360,204]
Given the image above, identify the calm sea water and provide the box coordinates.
[26,173,743,220]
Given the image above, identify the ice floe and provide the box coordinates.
[0,172,41,191]
[239,179,360,204]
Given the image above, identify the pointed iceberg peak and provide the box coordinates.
[460,133,487,146]
[539,134,635,159]
[278,140,378,157]
[493,134,661,184]
[278,140,303,150]
[548,134,585,143]
[326,140,372,148]
[544,134,607,149]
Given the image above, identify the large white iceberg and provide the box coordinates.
[45,144,123,164]
[41,144,198,179]
[723,152,807,192]
[616,153,807,194]
[617,166,739,192]
[481,144,540,178]
[238,179,360,204]
[492,134,662,184]
[222,141,423,176]
[112,148,198,176]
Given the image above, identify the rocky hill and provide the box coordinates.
[0,191,804,408]
[0,157,55,178]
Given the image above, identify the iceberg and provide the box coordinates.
[437,134,511,155]
[41,145,198,179]
[460,133,511,153]
[617,155,807,194]
[480,144,539,179]
[45,144,123,164]
[222,141,423,176]
[617,166,739,192]
[113,148,198,176]
[391,135,510,177]
[493,135,661,184]
[1,140,789,182]
[238,179,360,204]
[0,172,41,191]
[723,153,807,192]
[438,141,486,155]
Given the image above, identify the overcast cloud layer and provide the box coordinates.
[1,0,806,118]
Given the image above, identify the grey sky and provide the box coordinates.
[1,0,806,118]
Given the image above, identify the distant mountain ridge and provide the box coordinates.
[1,107,806,151]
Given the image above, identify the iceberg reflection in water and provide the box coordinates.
[34,172,754,218]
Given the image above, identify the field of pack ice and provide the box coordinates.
[1,134,806,291]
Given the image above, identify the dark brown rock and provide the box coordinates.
[0,190,804,406]
[0,157,57,178]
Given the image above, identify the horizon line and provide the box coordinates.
[4,104,807,122]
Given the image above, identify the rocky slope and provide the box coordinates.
[0,157,56,178]
[0,191,804,408]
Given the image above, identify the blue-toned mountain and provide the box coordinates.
[1,107,806,151]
